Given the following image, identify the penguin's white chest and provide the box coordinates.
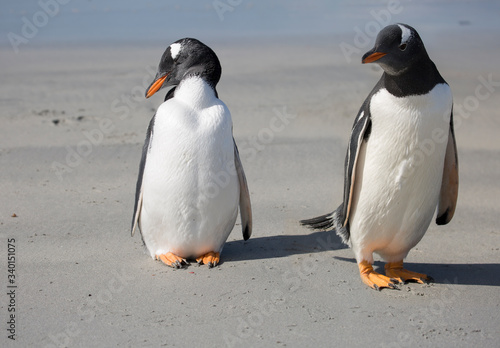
[140,79,239,259]
[350,84,452,261]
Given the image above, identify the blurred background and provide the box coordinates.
[2,0,500,48]
[1,0,499,152]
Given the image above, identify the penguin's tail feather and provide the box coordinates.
[300,207,350,245]
[299,212,334,230]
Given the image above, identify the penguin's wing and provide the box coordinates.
[234,139,252,240]
[131,114,156,236]
[436,111,458,225]
[339,109,372,227]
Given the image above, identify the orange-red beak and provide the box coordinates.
[362,52,387,64]
[145,74,168,98]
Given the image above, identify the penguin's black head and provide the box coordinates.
[145,38,221,98]
[362,23,428,76]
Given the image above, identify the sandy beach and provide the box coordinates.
[1,1,500,347]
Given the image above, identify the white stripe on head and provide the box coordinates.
[398,24,412,44]
[170,43,182,60]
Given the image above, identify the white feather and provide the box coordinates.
[170,43,182,60]
[349,84,453,263]
[140,76,239,259]
[398,24,412,44]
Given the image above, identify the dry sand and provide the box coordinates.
[1,30,500,347]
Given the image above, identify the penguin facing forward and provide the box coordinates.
[131,38,252,268]
[301,24,458,290]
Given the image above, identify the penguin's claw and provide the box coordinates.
[196,252,220,268]
[155,253,188,268]
[359,261,400,291]
[385,261,433,284]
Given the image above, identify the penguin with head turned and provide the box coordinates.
[301,24,458,290]
[132,38,252,268]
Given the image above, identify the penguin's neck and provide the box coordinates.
[382,59,446,97]
[174,76,218,109]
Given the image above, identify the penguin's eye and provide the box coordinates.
[399,43,407,51]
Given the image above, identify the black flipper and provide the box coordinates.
[301,82,376,244]
[436,108,459,225]
[234,139,252,240]
[334,108,371,241]
[131,114,155,237]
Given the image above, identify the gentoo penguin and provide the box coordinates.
[301,24,458,290]
[131,38,252,268]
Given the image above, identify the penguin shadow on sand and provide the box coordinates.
[224,233,500,287]
[222,230,348,264]
[334,256,500,287]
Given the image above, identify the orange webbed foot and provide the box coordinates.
[359,261,400,291]
[196,252,220,268]
[385,261,433,284]
[155,252,188,269]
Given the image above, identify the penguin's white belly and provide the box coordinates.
[350,84,452,262]
[140,101,239,259]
